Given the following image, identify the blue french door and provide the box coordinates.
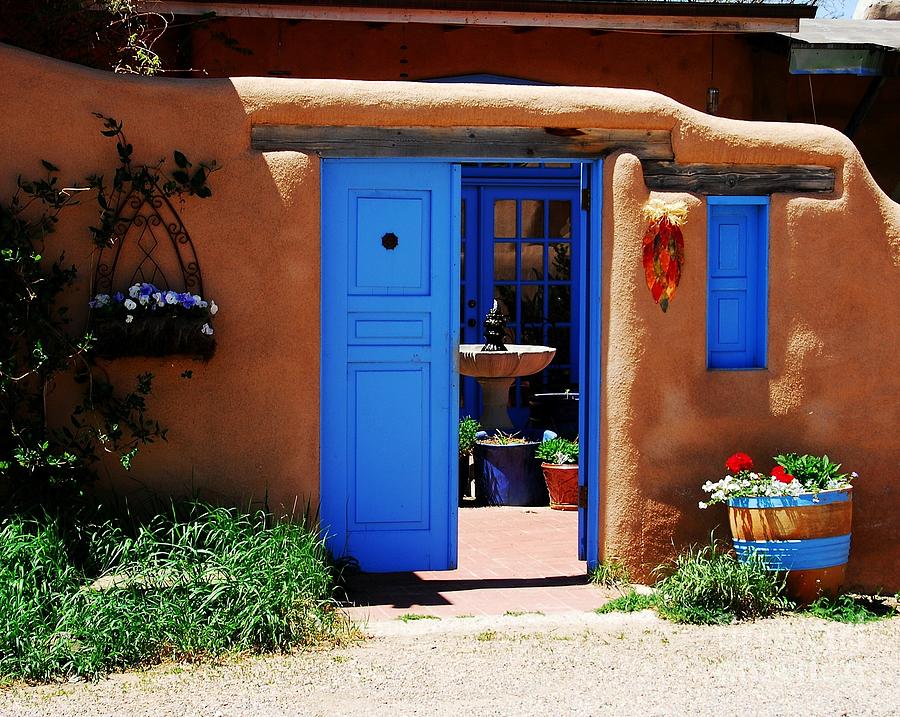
[321,160,460,572]
[459,170,581,424]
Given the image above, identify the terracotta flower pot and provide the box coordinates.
[728,487,852,604]
[540,463,579,511]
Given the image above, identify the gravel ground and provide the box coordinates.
[3,610,899,717]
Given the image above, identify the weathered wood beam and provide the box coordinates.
[641,161,835,195]
[147,2,805,33]
[251,125,674,160]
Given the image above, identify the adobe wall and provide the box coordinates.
[182,20,899,201]
[1,44,898,589]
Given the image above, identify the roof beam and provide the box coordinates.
[641,161,835,194]
[144,2,804,33]
[251,124,675,160]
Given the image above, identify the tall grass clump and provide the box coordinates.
[0,503,350,682]
[653,538,792,625]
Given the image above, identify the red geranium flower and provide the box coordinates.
[725,452,753,474]
[771,466,795,484]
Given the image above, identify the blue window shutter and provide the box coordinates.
[707,198,768,369]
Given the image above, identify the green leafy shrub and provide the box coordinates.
[0,504,350,682]
[805,594,898,624]
[458,416,481,458]
[653,539,792,625]
[535,437,578,465]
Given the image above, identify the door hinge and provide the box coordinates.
[578,484,588,509]
[581,187,590,212]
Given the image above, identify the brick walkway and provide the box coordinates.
[344,506,610,621]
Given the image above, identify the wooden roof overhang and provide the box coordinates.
[141,0,816,33]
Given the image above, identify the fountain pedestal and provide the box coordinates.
[475,377,517,430]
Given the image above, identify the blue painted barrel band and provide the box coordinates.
[729,489,851,509]
[733,534,851,571]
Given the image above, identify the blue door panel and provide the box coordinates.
[322,160,459,572]
[351,191,430,295]
[350,365,429,527]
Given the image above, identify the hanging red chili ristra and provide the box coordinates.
[641,199,687,313]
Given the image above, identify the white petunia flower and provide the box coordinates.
[200,323,214,336]
[125,314,134,324]
[124,299,136,310]
[698,501,708,510]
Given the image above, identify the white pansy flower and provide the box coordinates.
[125,314,134,324]
[209,300,218,316]
[200,323,214,336]
[124,299,136,310]
[165,291,178,305]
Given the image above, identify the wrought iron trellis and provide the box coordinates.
[94,179,204,297]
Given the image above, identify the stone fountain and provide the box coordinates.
[458,301,556,430]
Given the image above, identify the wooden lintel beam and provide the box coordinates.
[641,161,835,195]
[251,125,674,160]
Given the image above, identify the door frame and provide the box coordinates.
[320,156,602,571]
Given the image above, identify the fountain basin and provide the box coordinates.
[458,344,556,378]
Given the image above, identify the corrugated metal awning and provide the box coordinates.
[778,19,900,75]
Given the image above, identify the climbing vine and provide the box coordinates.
[0,115,217,504]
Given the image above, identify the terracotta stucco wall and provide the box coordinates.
[1,44,898,589]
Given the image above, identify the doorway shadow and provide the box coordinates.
[343,573,588,609]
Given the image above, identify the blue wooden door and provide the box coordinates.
[321,160,460,572]
[707,200,767,369]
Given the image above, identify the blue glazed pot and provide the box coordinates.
[474,440,548,507]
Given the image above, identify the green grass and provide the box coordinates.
[397,613,440,622]
[0,503,351,682]
[804,594,898,623]
[652,539,792,625]
[595,591,656,615]
[588,558,630,588]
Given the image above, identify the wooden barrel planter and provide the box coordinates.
[727,488,852,604]
[540,464,579,511]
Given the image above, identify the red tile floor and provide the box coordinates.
[343,507,610,621]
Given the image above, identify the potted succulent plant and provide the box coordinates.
[458,416,481,504]
[536,436,579,511]
[700,451,857,604]
[474,430,547,507]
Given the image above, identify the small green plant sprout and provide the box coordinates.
[475,629,497,642]
[458,416,481,458]
[652,536,792,625]
[589,557,630,588]
[595,591,656,615]
[397,613,440,623]
[536,437,579,465]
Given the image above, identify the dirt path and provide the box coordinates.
[3,611,898,716]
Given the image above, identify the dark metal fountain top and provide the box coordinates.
[481,300,508,352]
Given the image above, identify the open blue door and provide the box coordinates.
[321,160,460,572]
